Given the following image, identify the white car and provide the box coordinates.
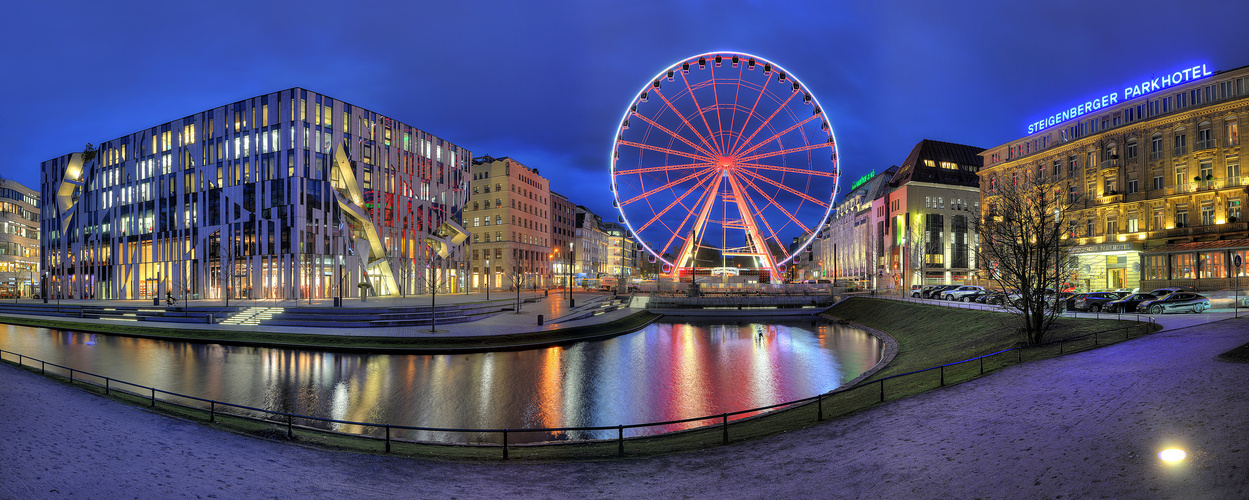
[941,285,984,301]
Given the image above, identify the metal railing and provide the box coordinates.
[0,305,1156,460]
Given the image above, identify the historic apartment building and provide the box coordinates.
[981,63,1249,291]
[574,205,609,286]
[40,88,470,301]
[0,178,40,298]
[467,155,552,290]
[602,221,639,280]
[550,191,576,287]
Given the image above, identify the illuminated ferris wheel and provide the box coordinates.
[610,51,840,279]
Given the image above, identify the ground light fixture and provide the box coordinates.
[1158,448,1187,463]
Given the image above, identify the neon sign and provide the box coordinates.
[1026,63,1213,134]
[849,169,875,191]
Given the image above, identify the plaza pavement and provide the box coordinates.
[1,296,1247,498]
[0,289,632,338]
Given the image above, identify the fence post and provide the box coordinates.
[69,369,73,385]
[979,356,984,375]
[210,401,215,423]
[385,425,391,453]
[939,365,945,386]
[503,429,509,460]
[722,413,729,445]
[17,354,21,367]
[286,413,293,439]
[817,393,824,421]
[1060,340,1064,354]
[41,360,44,374]
[105,378,110,396]
[151,388,156,407]
[618,425,624,457]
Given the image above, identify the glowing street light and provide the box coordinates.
[1158,448,1186,462]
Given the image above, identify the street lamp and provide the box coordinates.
[485,256,490,300]
[568,240,574,308]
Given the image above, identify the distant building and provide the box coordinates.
[601,221,638,280]
[0,178,40,298]
[467,155,552,290]
[550,191,576,286]
[808,166,896,286]
[41,88,470,301]
[574,205,608,285]
[877,140,984,290]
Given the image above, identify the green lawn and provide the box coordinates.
[0,298,1157,461]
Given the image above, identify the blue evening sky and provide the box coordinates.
[3,0,1247,222]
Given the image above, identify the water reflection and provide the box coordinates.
[0,319,882,444]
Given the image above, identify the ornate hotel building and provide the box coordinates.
[807,166,895,287]
[466,155,553,290]
[1,178,39,298]
[40,88,470,301]
[981,64,1249,291]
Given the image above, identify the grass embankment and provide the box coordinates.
[0,298,1157,461]
[0,312,659,353]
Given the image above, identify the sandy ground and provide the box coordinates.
[2,317,1247,499]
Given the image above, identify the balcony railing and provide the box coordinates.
[1195,139,1216,151]
[1173,145,1188,156]
[1150,151,1165,161]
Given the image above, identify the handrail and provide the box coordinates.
[0,306,1155,459]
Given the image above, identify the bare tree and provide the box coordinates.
[976,174,1079,345]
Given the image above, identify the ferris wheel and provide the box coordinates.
[610,52,840,280]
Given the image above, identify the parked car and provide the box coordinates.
[1147,286,1197,297]
[912,285,941,298]
[1104,293,1159,313]
[1008,288,1058,308]
[979,291,1008,305]
[1137,292,1210,314]
[1073,291,1128,312]
[941,285,984,301]
[960,289,991,303]
[924,284,961,299]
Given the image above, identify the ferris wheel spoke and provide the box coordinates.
[678,69,725,155]
[725,173,785,269]
[725,62,746,156]
[736,162,837,177]
[737,168,828,208]
[736,181,798,264]
[619,166,716,207]
[634,172,717,234]
[729,90,799,157]
[651,87,722,157]
[737,173,812,235]
[729,68,771,157]
[710,64,727,155]
[738,142,831,163]
[617,140,713,163]
[629,112,719,159]
[733,113,821,159]
[615,162,714,177]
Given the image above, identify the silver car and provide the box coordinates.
[1136,292,1210,314]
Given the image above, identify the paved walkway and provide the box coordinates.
[2,302,1247,498]
[1,290,634,338]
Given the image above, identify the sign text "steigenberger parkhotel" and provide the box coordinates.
[1027,63,1214,134]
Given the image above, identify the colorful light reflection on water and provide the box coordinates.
[0,319,881,443]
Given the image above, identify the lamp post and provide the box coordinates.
[485,256,490,300]
[568,240,574,308]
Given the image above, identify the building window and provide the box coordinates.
[1197,124,1215,150]
[1152,209,1164,230]
[1175,168,1187,188]
[1230,200,1242,221]
[1171,253,1195,279]
[1127,216,1139,233]
[1229,163,1241,185]
[1176,208,1188,227]
[1173,132,1187,156]
[1127,178,1138,194]
[1106,219,1117,235]
[1226,119,1239,147]
[1086,219,1096,237]
[1144,254,1167,280]
[1052,160,1061,178]
[1202,205,1215,226]
[1200,252,1225,279]
[1126,140,1138,159]
[1151,135,1164,160]
[1200,162,1214,186]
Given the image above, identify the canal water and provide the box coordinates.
[0,319,882,443]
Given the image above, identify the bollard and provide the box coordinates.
[537,314,544,326]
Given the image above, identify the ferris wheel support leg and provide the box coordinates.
[673,174,724,271]
[725,173,781,280]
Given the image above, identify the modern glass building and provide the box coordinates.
[40,88,470,301]
[1,178,39,298]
